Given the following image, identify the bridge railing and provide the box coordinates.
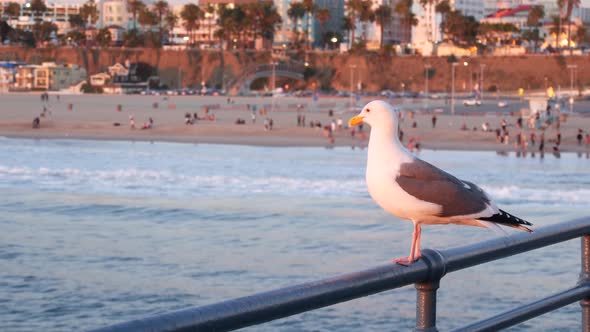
[89,217,590,332]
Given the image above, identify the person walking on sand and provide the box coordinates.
[539,132,545,152]
[431,114,437,128]
[251,111,256,124]
[129,115,135,129]
[577,129,583,145]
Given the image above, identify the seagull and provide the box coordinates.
[348,100,532,266]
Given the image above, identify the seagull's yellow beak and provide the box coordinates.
[348,115,364,127]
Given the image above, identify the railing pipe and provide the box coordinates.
[580,235,590,332]
[440,217,590,273]
[451,284,590,332]
[89,217,590,332]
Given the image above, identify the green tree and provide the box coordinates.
[64,30,85,45]
[95,27,112,47]
[287,2,305,44]
[127,0,145,30]
[395,0,417,43]
[204,4,215,44]
[68,14,85,29]
[32,21,57,44]
[180,3,202,46]
[138,7,157,30]
[564,0,581,49]
[345,0,363,46]
[435,0,451,39]
[80,0,99,26]
[153,0,169,29]
[526,5,544,52]
[258,3,281,46]
[4,2,21,19]
[302,0,316,49]
[315,8,331,48]
[374,4,391,49]
[29,0,47,22]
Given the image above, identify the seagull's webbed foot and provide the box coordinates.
[391,256,420,266]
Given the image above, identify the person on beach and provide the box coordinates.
[431,114,437,128]
[251,111,256,124]
[264,118,269,131]
[577,129,583,145]
[539,132,545,152]
[32,117,40,129]
[129,116,135,129]
[501,118,507,132]
[586,133,590,147]
[530,132,536,146]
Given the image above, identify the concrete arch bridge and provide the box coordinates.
[229,63,305,95]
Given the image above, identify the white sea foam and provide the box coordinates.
[0,165,367,198]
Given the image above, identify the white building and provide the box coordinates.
[0,0,82,34]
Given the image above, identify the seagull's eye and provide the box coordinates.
[366,109,371,113]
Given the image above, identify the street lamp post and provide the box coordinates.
[451,63,458,115]
[271,62,277,112]
[350,65,356,111]
[567,64,577,113]
[479,64,486,101]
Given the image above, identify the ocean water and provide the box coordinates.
[1,137,589,331]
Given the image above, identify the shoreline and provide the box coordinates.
[1,94,589,153]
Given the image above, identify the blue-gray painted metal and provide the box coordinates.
[89,217,590,332]
[580,235,590,332]
[451,283,590,332]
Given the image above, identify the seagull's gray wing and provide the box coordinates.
[396,158,491,217]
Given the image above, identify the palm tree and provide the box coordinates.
[138,7,157,30]
[565,0,581,49]
[180,3,202,46]
[127,0,145,30]
[395,0,417,43]
[258,3,282,48]
[358,0,375,42]
[4,2,20,20]
[153,0,169,31]
[287,2,305,45]
[302,0,316,49]
[205,4,215,45]
[80,0,99,26]
[526,5,544,52]
[165,12,177,41]
[345,0,363,46]
[374,4,391,49]
[435,0,450,40]
[315,8,331,48]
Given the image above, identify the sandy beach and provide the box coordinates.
[1,93,589,152]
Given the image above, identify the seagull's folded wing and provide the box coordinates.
[396,158,492,218]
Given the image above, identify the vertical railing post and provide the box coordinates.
[415,249,447,332]
[580,235,590,332]
[415,280,440,332]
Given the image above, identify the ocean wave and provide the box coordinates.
[0,165,367,198]
[482,185,590,205]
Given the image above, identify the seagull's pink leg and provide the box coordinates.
[414,224,422,258]
[392,222,421,266]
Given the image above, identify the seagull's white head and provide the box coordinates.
[348,100,398,129]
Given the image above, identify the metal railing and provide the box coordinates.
[90,217,590,332]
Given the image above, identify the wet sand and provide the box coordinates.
[1,93,589,152]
